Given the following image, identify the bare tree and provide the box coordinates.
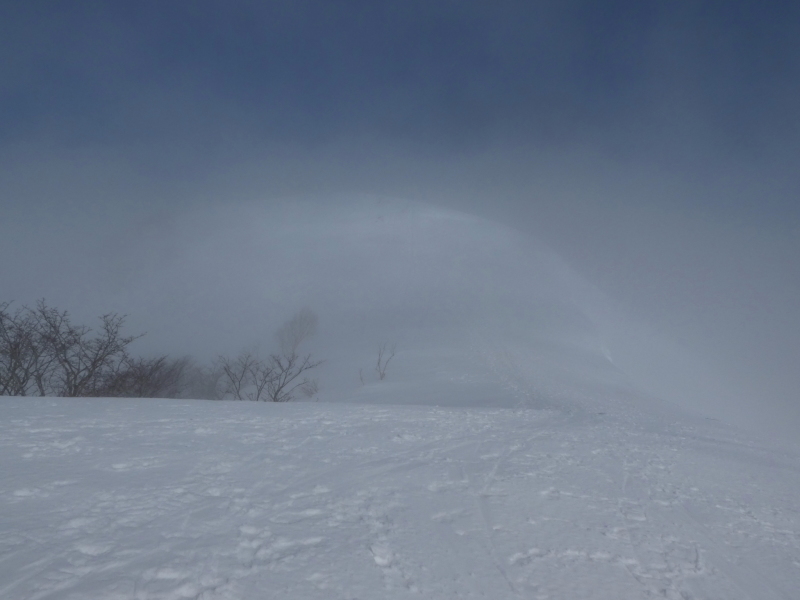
[3,299,231,400]
[264,309,323,401]
[218,351,258,400]
[375,343,396,381]
[32,301,142,397]
[0,303,39,396]
[246,359,274,402]
[265,351,322,402]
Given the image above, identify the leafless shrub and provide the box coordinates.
[375,342,396,381]
[219,351,258,400]
[96,355,191,398]
[32,301,142,397]
[1,300,143,397]
[265,351,322,402]
[268,309,322,401]
[2,300,324,402]
[0,302,39,396]
[216,350,321,402]
[246,359,274,402]
[217,309,323,402]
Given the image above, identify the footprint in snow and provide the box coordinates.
[370,543,393,567]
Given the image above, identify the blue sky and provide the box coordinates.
[3,1,797,157]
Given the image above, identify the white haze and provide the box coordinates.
[3,160,797,442]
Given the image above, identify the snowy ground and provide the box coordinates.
[2,380,799,600]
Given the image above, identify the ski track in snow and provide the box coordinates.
[2,373,800,598]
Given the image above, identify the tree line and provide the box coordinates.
[0,301,322,401]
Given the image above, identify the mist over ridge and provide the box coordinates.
[1,194,747,430]
[1,1,798,441]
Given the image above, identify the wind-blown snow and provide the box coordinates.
[3,202,799,597]
[0,198,768,433]
[2,370,799,598]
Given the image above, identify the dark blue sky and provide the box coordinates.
[3,1,798,159]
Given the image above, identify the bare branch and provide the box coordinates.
[266,351,323,402]
[218,351,257,400]
[96,356,191,398]
[6,300,143,397]
[0,303,40,396]
[246,359,274,402]
[375,342,397,381]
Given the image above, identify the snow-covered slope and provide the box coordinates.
[2,382,799,599]
[3,201,798,598]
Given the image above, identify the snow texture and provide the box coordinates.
[2,349,800,599]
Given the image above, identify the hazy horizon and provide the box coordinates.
[2,2,798,440]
